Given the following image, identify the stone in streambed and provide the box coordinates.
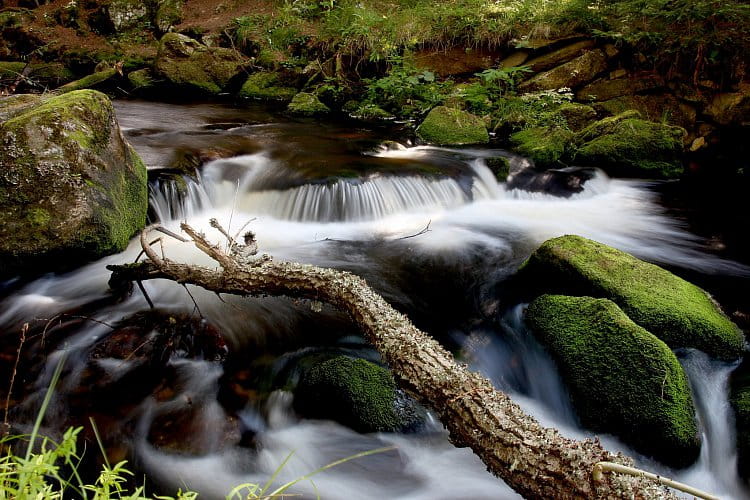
[0,90,148,277]
[239,71,298,102]
[518,235,744,360]
[525,294,700,468]
[509,126,574,169]
[416,106,488,145]
[293,356,421,433]
[287,92,330,116]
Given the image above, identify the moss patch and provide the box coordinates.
[519,235,744,360]
[239,71,297,102]
[293,356,402,432]
[485,156,511,182]
[574,111,686,178]
[416,106,488,145]
[287,92,330,116]
[510,126,574,169]
[526,295,700,468]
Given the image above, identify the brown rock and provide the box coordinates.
[576,74,665,101]
[593,94,697,131]
[498,51,529,69]
[704,91,750,126]
[413,46,501,76]
[519,49,608,92]
[523,40,596,73]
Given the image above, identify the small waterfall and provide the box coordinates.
[150,174,212,222]
[678,350,748,499]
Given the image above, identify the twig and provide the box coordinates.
[137,281,155,309]
[2,323,27,436]
[395,220,432,240]
[593,462,719,500]
[182,284,204,319]
[135,237,163,263]
[232,217,257,243]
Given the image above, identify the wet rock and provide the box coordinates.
[287,92,330,116]
[574,111,686,178]
[518,235,744,360]
[519,49,608,92]
[239,71,298,102]
[293,356,423,433]
[509,127,574,169]
[416,106,488,145]
[0,90,148,277]
[485,156,511,182]
[154,33,246,96]
[526,294,700,468]
[127,67,156,91]
[506,166,596,197]
[523,40,596,73]
[343,101,394,121]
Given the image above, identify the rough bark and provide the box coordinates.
[108,224,677,499]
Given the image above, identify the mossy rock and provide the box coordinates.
[485,156,511,182]
[510,126,574,169]
[593,95,696,130]
[54,68,119,94]
[239,71,297,102]
[127,68,155,90]
[525,295,700,468]
[105,0,150,32]
[293,356,417,433]
[287,92,330,116]
[0,90,148,277]
[154,33,245,96]
[0,61,74,88]
[344,102,394,121]
[519,49,608,92]
[556,102,596,131]
[416,106,488,145]
[154,0,183,33]
[730,358,750,481]
[574,111,686,178]
[518,235,744,360]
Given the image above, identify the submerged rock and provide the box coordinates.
[416,106,488,145]
[0,90,148,276]
[293,356,421,433]
[518,235,744,360]
[525,295,700,468]
[287,92,330,116]
[574,111,686,178]
[154,32,245,96]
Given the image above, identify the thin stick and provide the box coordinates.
[592,462,719,500]
[137,281,155,309]
[2,323,27,436]
[395,220,431,240]
[182,284,204,318]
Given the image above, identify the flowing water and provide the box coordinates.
[2,101,749,499]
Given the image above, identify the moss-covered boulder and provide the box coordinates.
[526,295,700,468]
[576,75,664,102]
[573,111,686,178]
[154,0,183,33]
[127,68,156,90]
[510,126,574,169]
[730,358,750,481]
[287,92,330,116]
[0,61,74,89]
[416,106,488,145]
[293,356,419,433]
[485,156,511,182]
[239,71,297,102]
[556,102,597,131]
[519,235,744,360]
[154,33,245,96]
[593,95,696,131]
[0,90,148,277]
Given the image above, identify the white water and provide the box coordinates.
[4,124,749,498]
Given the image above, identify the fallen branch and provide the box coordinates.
[108,224,678,499]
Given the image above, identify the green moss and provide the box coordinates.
[293,356,402,432]
[287,92,330,116]
[239,72,297,101]
[127,68,155,89]
[519,235,744,360]
[526,295,700,468]
[348,103,394,121]
[24,207,51,227]
[556,102,596,131]
[573,111,686,178]
[510,126,574,169]
[0,61,25,78]
[54,69,118,94]
[485,156,511,181]
[416,106,488,145]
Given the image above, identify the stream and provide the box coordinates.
[2,100,749,499]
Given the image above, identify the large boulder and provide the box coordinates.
[0,90,148,276]
[518,235,744,360]
[416,106,489,145]
[704,90,750,126]
[525,295,700,468]
[293,356,421,433]
[523,40,596,73]
[154,33,245,96]
[576,74,664,102]
[592,94,696,131]
[509,126,574,169]
[573,111,686,178]
[287,92,330,116]
[519,49,608,92]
